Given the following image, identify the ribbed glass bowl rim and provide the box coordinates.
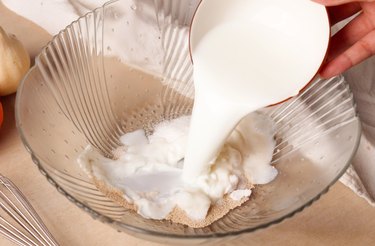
[14,1,362,240]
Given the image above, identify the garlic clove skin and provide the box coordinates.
[0,26,30,96]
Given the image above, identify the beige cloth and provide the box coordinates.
[341,57,375,206]
[2,0,374,206]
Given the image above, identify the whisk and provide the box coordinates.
[0,174,58,246]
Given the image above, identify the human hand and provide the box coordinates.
[312,0,375,78]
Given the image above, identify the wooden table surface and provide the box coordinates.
[1,3,375,246]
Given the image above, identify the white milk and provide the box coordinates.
[79,113,277,221]
[78,0,329,223]
[183,0,329,181]
[77,62,278,223]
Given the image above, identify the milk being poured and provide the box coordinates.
[78,0,329,226]
[183,0,330,181]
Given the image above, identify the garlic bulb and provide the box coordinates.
[0,26,30,96]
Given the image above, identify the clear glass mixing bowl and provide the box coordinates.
[16,0,361,244]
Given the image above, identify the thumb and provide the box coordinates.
[312,0,374,6]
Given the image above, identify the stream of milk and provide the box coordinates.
[79,0,329,223]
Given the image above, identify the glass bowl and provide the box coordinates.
[16,0,361,244]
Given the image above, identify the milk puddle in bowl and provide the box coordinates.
[78,0,329,228]
[77,63,277,228]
